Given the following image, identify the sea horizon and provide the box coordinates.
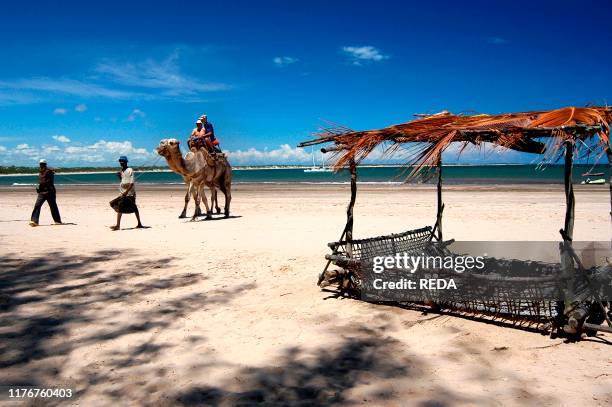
[1,164,608,186]
[0,162,606,174]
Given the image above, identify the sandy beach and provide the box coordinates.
[0,184,610,406]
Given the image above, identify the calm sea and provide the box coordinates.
[0,165,608,186]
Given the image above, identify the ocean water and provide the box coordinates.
[1,165,608,186]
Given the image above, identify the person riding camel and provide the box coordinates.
[188,120,207,151]
[199,115,222,154]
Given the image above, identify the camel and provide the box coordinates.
[156,139,232,220]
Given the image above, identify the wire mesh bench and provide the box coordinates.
[362,255,567,329]
[322,226,455,292]
[322,226,607,330]
[325,235,610,331]
[325,226,435,270]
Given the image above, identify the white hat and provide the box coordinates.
[200,115,207,119]
[196,120,203,124]
[39,159,47,164]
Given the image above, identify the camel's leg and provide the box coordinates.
[221,173,232,218]
[214,189,221,214]
[198,183,212,220]
[191,182,206,218]
[190,183,200,221]
[210,185,221,214]
[211,164,225,216]
[179,188,189,218]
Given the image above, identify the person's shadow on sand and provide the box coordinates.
[109,225,152,231]
[35,222,78,227]
[196,215,242,222]
[123,226,152,230]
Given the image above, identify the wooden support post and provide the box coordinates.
[607,147,612,245]
[317,158,357,285]
[436,155,443,241]
[560,140,576,317]
[346,159,357,257]
[563,141,575,241]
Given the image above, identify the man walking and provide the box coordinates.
[30,159,62,226]
[109,156,144,230]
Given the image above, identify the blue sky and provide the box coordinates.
[0,0,610,166]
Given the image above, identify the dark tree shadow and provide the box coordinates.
[171,320,555,406]
[174,323,416,406]
[0,249,256,401]
[0,250,562,406]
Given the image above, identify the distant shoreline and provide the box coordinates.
[0,163,593,177]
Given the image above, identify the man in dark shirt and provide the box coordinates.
[200,115,222,153]
[30,159,62,226]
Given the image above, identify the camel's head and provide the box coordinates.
[156,138,181,159]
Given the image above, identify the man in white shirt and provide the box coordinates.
[109,156,144,230]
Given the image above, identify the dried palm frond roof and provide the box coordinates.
[298,106,612,176]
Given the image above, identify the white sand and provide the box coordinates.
[0,184,610,406]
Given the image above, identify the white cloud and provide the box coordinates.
[0,49,231,105]
[273,56,298,67]
[52,135,71,143]
[12,143,40,159]
[0,139,154,166]
[0,145,7,152]
[63,140,151,163]
[95,52,230,97]
[43,145,61,153]
[53,107,67,115]
[0,92,39,105]
[0,77,139,99]
[126,108,146,122]
[225,144,311,165]
[486,37,508,45]
[342,46,389,65]
[75,103,87,112]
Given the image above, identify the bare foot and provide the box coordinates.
[109,225,120,231]
[136,224,145,229]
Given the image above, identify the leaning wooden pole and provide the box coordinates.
[563,141,575,241]
[346,159,357,257]
[436,155,444,241]
[560,140,576,319]
[607,147,612,246]
[317,148,355,285]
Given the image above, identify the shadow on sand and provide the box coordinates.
[0,249,255,403]
[174,323,415,405]
[0,251,561,406]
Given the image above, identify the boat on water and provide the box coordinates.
[304,148,332,173]
[304,166,332,173]
[580,178,606,185]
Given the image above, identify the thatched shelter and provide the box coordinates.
[298,106,612,338]
[301,107,611,174]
